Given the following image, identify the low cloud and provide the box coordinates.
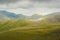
[0,0,20,4]
[0,0,60,8]
[0,0,60,16]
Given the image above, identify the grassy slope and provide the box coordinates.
[0,20,60,40]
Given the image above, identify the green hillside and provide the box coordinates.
[0,19,60,40]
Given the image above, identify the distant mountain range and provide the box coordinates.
[0,10,60,21]
[0,10,42,20]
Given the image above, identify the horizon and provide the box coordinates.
[0,9,59,16]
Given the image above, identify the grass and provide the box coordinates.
[0,19,60,40]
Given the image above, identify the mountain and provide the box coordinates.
[30,14,42,19]
[0,14,10,20]
[47,12,60,23]
[17,14,28,19]
[40,12,60,24]
[0,10,42,20]
[0,10,19,19]
[1,10,60,21]
[0,10,27,20]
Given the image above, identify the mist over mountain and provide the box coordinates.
[0,10,60,21]
[40,12,60,23]
[30,14,42,19]
[0,10,42,20]
[0,10,19,20]
[48,12,60,23]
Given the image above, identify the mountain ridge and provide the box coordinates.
[0,10,42,20]
[0,10,60,21]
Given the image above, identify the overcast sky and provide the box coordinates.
[0,0,60,16]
